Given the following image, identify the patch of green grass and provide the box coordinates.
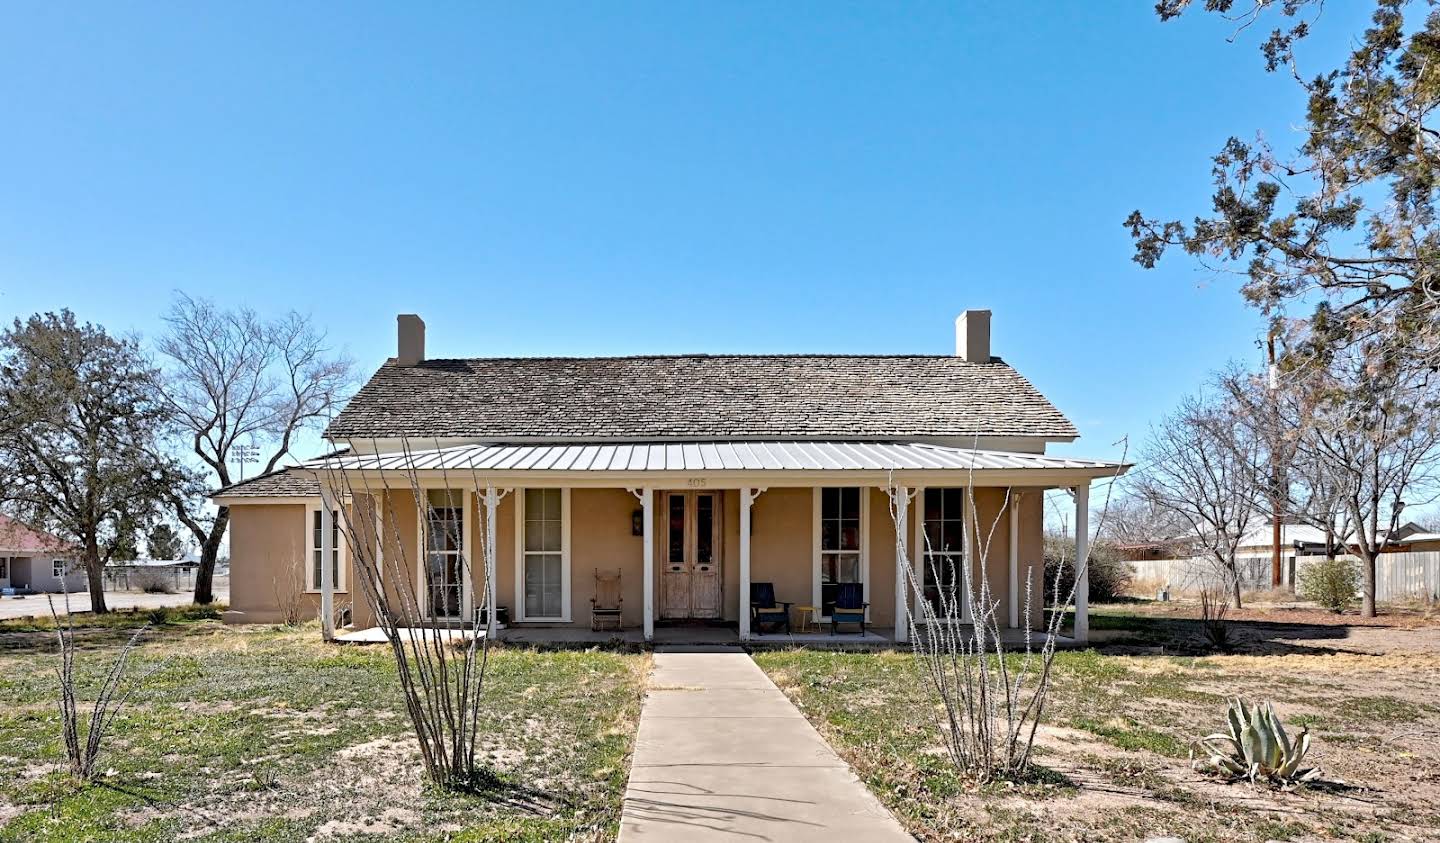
[1067,714,1186,757]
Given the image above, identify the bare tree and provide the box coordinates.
[1105,494,1192,552]
[1296,345,1440,616]
[0,311,176,612]
[1288,440,1356,562]
[1135,392,1264,608]
[153,294,354,605]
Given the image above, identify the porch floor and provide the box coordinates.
[334,624,1079,649]
[335,626,480,645]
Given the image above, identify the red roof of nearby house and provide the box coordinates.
[0,514,74,555]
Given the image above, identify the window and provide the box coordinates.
[0,557,9,579]
[426,489,464,618]
[922,488,967,618]
[818,487,863,617]
[520,488,567,620]
[53,559,68,579]
[307,506,345,592]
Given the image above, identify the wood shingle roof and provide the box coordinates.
[324,355,1078,442]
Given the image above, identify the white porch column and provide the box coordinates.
[1008,490,1020,629]
[642,487,655,642]
[740,487,753,641]
[893,485,910,644]
[911,486,924,623]
[483,486,502,639]
[1074,483,1090,644]
[318,485,337,641]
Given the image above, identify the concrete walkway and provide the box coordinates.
[619,647,912,841]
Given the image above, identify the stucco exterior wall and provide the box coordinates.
[749,487,815,614]
[1,555,85,593]
[227,503,314,624]
[224,483,1051,634]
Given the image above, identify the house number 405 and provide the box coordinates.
[686,478,707,488]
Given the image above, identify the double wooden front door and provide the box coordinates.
[661,491,723,619]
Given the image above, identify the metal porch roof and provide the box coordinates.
[302,441,1125,475]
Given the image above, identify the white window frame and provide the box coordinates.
[53,559,68,580]
[416,488,472,619]
[513,486,571,623]
[811,487,869,621]
[305,501,347,594]
[919,487,971,623]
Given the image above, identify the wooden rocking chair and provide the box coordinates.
[591,568,623,631]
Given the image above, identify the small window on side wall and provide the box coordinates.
[53,559,68,579]
[308,507,344,592]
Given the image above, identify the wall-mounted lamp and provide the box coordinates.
[632,509,644,536]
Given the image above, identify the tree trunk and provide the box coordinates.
[83,542,108,614]
[192,507,230,605]
[1361,551,1377,618]
[1231,575,1243,610]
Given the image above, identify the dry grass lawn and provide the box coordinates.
[754,603,1440,842]
[0,612,648,842]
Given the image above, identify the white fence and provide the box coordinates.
[1129,552,1440,602]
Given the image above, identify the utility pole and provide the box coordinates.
[1267,331,1284,589]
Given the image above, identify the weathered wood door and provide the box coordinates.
[659,491,724,619]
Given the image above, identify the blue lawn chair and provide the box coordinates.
[830,582,868,635]
[750,582,793,634]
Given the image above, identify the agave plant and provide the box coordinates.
[1190,699,1319,786]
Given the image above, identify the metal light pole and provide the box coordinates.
[232,443,260,482]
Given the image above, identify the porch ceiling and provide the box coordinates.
[301,440,1126,478]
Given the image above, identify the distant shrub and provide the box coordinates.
[1043,538,1133,604]
[1298,558,1360,613]
[144,607,172,625]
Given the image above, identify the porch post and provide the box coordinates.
[318,485,337,642]
[740,487,752,641]
[1008,490,1019,629]
[483,485,501,639]
[642,486,655,642]
[1074,483,1090,644]
[893,485,910,644]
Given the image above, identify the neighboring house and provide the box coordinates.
[1113,540,1193,563]
[214,311,1127,642]
[0,514,84,594]
[1377,523,1440,554]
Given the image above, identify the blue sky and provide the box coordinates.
[0,2,1375,466]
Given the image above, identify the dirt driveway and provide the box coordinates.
[0,579,228,621]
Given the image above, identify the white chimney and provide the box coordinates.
[397,314,425,366]
[955,310,991,362]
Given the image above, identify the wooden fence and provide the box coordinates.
[1295,552,1440,602]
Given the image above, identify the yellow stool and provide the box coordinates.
[793,605,818,633]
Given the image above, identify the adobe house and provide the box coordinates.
[214,312,1125,643]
